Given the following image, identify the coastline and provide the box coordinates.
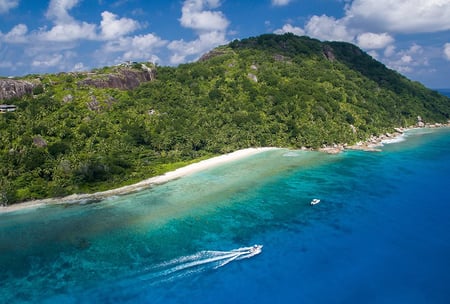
[319,123,450,154]
[2,123,449,214]
[0,147,277,214]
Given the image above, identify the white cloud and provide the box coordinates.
[3,24,28,43]
[124,34,167,60]
[31,51,80,71]
[102,33,167,63]
[367,50,379,59]
[104,33,166,53]
[100,11,140,40]
[39,0,97,42]
[297,1,450,49]
[168,0,230,64]
[443,43,450,60]
[32,53,64,68]
[0,0,19,14]
[271,0,292,6]
[384,45,396,57]
[356,32,394,49]
[383,43,428,74]
[305,15,354,42]
[346,0,450,33]
[1,1,97,45]
[274,24,305,36]
[39,22,97,42]
[180,0,229,32]
[168,30,227,64]
[72,62,87,71]
[401,55,413,64]
[0,61,13,68]
[46,0,79,23]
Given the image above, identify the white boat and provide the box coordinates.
[249,244,263,254]
[215,244,263,267]
[310,198,320,205]
[231,244,263,255]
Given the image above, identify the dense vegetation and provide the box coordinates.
[1,33,449,204]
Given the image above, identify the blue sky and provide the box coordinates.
[0,0,449,88]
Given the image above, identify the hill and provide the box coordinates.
[1,33,449,204]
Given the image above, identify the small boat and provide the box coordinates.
[249,244,263,254]
[231,244,263,255]
[310,198,320,205]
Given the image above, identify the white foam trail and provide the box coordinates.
[139,245,263,283]
[81,245,263,301]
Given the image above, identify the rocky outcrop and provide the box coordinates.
[323,45,336,61]
[77,68,156,90]
[198,49,228,62]
[0,79,39,101]
[247,73,258,83]
[273,54,287,61]
[33,136,47,148]
[416,115,425,127]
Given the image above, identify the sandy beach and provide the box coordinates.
[0,147,277,214]
[2,124,449,213]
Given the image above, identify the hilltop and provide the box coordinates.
[1,33,449,204]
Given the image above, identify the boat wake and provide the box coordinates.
[138,245,263,284]
[67,245,263,302]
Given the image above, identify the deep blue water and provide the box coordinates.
[437,89,450,97]
[1,128,450,303]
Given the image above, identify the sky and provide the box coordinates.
[0,0,449,88]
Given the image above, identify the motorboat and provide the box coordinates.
[310,198,320,205]
[249,244,263,254]
[231,244,263,255]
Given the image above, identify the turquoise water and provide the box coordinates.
[1,128,450,303]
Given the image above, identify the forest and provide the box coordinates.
[1,33,449,204]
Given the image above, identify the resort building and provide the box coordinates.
[0,105,17,113]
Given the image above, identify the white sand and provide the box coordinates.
[0,147,276,214]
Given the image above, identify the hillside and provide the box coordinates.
[1,33,449,205]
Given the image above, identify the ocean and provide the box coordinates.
[1,127,450,303]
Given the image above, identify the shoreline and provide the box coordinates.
[319,123,450,154]
[0,147,277,214]
[2,124,449,214]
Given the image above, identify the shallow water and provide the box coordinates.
[1,128,449,303]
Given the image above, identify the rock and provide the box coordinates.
[33,136,47,148]
[87,95,100,112]
[319,145,344,154]
[62,94,73,103]
[0,79,39,100]
[247,73,258,83]
[323,45,336,61]
[198,49,227,62]
[416,115,425,127]
[273,54,286,61]
[78,68,155,90]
